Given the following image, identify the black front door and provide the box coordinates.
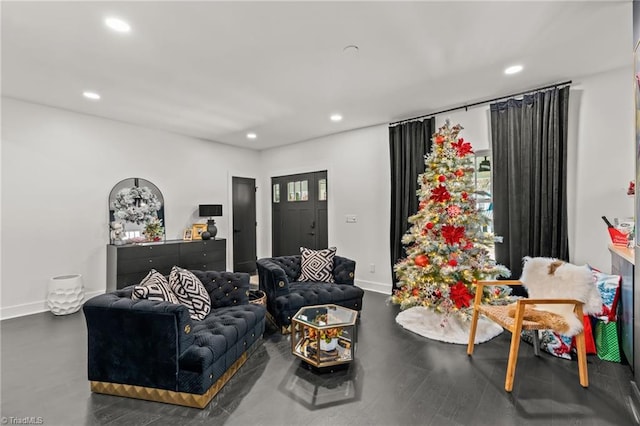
[271,171,328,256]
[232,176,257,273]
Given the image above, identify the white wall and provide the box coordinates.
[1,98,262,319]
[258,125,392,294]
[572,66,635,271]
[435,108,491,152]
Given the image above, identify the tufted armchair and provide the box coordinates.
[257,255,364,331]
[84,270,265,408]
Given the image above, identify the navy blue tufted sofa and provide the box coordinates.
[83,270,265,408]
[257,255,364,331]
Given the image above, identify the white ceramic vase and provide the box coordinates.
[320,337,338,351]
[47,274,85,315]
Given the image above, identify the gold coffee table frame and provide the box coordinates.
[291,304,358,368]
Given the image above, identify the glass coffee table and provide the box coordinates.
[291,304,358,369]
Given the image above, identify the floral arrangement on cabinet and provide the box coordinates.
[143,218,164,242]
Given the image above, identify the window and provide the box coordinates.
[273,184,280,203]
[287,180,309,201]
[318,178,327,201]
[474,150,493,234]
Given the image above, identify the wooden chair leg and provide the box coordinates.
[467,285,485,356]
[505,303,525,392]
[467,307,480,355]
[575,331,589,388]
[505,330,522,392]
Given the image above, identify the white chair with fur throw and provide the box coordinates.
[467,257,603,392]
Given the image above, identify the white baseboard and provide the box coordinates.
[0,300,48,320]
[356,279,391,295]
[0,289,105,320]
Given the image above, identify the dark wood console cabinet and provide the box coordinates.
[610,245,635,370]
[107,239,226,291]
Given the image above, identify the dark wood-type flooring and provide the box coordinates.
[1,291,636,425]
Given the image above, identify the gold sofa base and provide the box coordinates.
[90,351,248,409]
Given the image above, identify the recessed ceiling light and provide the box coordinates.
[83,91,101,100]
[105,17,131,33]
[504,65,523,75]
[330,114,343,122]
[246,132,257,139]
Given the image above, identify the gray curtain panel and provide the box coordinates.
[490,86,570,281]
[389,118,434,292]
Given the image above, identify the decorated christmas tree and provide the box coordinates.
[391,120,511,323]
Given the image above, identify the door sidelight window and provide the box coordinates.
[287,180,309,201]
[318,178,327,201]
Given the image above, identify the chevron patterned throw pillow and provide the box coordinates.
[169,266,211,320]
[131,269,179,304]
[298,247,336,283]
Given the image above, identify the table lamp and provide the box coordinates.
[198,204,222,240]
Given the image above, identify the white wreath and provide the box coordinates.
[111,186,161,225]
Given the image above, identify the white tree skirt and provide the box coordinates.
[396,306,503,344]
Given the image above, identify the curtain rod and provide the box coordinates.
[389,80,572,127]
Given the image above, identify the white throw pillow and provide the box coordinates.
[131,269,178,304]
[298,247,336,283]
[169,266,211,320]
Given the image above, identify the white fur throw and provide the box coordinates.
[520,257,602,336]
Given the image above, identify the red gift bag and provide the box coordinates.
[569,316,596,354]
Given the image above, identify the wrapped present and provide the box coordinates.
[590,267,622,362]
[592,270,621,322]
[522,314,596,359]
[594,320,621,362]
[522,329,572,359]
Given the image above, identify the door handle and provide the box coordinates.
[309,232,315,236]
[310,221,315,229]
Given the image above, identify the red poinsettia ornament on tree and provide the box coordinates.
[452,138,474,157]
[441,225,465,246]
[430,185,451,203]
[391,120,510,323]
[450,282,473,309]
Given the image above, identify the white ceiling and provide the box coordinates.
[1,1,632,150]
